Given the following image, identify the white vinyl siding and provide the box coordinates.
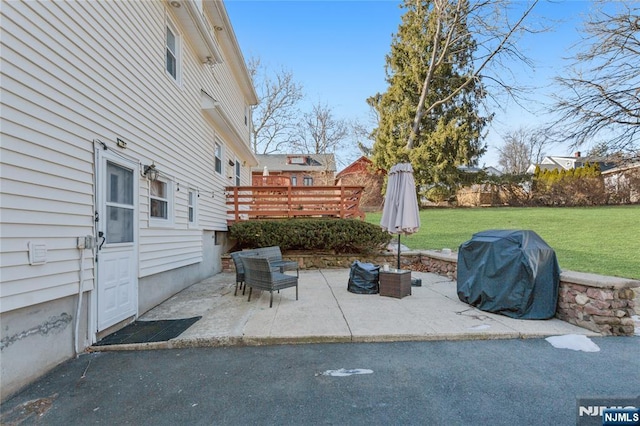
[138,229,202,277]
[1,0,256,313]
[0,141,95,311]
[205,68,251,146]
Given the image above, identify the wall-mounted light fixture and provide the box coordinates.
[143,163,159,181]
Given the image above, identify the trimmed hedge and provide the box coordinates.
[229,219,392,254]
[533,163,607,206]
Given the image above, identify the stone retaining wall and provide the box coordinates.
[222,250,456,278]
[222,250,638,336]
[555,271,638,336]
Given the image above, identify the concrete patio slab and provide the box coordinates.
[97,268,599,351]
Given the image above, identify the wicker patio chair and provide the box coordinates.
[254,246,299,276]
[241,256,299,308]
[230,250,259,296]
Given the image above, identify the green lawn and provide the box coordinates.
[366,205,640,279]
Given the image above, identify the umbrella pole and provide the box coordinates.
[397,234,401,270]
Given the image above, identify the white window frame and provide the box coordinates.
[303,176,313,186]
[235,160,241,186]
[165,18,181,84]
[188,189,198,226]
[214,141,223,175]
[291,175,297,186]
[149,177,174,227]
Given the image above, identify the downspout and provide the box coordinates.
[74,244,86,356]
[74,139,102,356]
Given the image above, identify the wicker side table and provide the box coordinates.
[379,269,411,299]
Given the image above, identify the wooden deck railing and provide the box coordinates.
[226,185,365,224]
[252,176,291,186]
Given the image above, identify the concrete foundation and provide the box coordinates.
[0,295,82,401]
[139,232,222,314]
[2,231,228,401]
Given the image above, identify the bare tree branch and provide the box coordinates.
[498,126,553,173]
[248,57,304,154]
[294,101,349,155]
[551,3,640,151]
[407,0,540,149]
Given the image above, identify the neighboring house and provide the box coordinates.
[602,162,640,204]
[525,152,618,174]
[0,0,257,400]
[457,165,503,176]
[335,156,386,211]
[251,154,336,186]
[456,184,503,207]
[456,165,504,207]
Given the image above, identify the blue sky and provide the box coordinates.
[224,0,597,168]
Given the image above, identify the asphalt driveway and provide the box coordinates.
[2,337,638,425]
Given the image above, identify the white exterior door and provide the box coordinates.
[96,151,138,331]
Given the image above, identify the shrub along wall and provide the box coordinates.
[454,164,640,207]
[229,219,391,254]
[222,249,638,336]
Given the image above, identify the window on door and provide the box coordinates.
[106,162,134,244]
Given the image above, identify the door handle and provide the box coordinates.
[98,232,106,250]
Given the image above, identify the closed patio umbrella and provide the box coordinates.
[380,162,421,269]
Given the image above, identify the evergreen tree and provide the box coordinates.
[574,167,583,179]
[370,0,539,192]
[534,165,541,178]
[565,168,575,180]
[369,0,488,189]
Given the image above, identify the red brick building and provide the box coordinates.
[335,156,386,211]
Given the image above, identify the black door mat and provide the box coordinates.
[95,316,201,346]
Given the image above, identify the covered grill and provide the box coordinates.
[457,230,561,319]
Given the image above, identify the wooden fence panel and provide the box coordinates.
[226,186,365,223]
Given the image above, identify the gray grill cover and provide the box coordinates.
[457,230,560,319]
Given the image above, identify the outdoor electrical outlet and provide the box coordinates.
[78,236,96,250]
[84,235,95,250]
